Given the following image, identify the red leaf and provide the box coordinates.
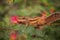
[50,7,55,13]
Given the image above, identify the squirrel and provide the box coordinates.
[17,12,60,29]
[17,12,60,26]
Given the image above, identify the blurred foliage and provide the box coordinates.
[0,0,60,40]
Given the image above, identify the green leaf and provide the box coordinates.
[25,25,35,35]
[14,0,23,3]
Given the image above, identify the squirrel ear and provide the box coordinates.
[41,11,47,16]
[40,11,47,19]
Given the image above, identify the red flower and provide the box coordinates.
[10,31,17,40]
[10,16,18,24]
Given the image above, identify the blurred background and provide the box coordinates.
[0,0,60,40]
